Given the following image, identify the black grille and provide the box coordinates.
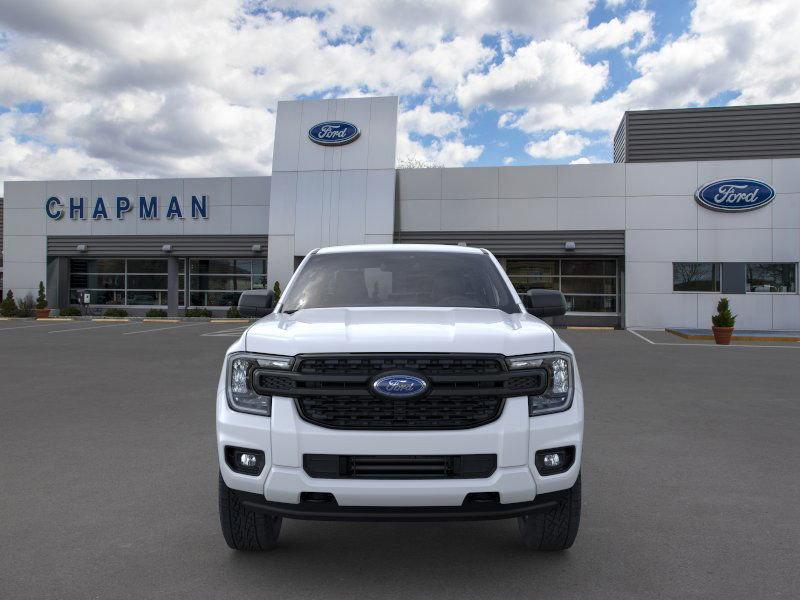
[304,454,497,479]
[251,354,547,431]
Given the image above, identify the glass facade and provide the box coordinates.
[504,259,618,314]
[746,263,797,293]
[70,257,267,307]
[69,258,185,306]
[673,263,721,292]
[188,258,268,307]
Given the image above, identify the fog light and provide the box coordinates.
[534,446,575,476]
[225,446,265,475]
[543,453,561,468]
[239,453,258,468]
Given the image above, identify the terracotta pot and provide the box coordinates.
[35,308,51,318]
[712,326,734,345]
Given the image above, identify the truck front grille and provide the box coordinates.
[251,353,547,431]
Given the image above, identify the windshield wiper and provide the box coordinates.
[281,308,300,315]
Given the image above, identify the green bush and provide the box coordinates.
[185,307,212,318]
[36,281,47,310]
[61,307,82,317]
[711,297,736,328]
[1,290,17,317]
[272,280,282,303]
[104,308,129,318]
[16,294,36,317]
[145,309,168,318]
[226,306,241,318]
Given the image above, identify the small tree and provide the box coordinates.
[16,293,36,317]
[36,281,47,310]
[1,290,17,317]
[711,297,736,328]
[272,280,282,303]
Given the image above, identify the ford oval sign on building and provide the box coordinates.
[372,374,428,398]
[695,179,775,212]
[308,121,360,146]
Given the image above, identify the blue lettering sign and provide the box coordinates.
[166,196,183,219]
[695,179,775,212]
[116,196,132,219]
[308,121,360,146]
[92,197,109,220]
[45,197,64,220]
[191,195,208,219]
[139,196,158,219]
[69,197,85,220]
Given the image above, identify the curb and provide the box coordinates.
[665,328,800,343]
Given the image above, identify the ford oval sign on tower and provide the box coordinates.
[695,179,775,212]
[308,121,360,146]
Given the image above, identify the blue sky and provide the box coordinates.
[0,0,798,189]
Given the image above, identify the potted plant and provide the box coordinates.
[711,297,736,345]
[35,281,50,318]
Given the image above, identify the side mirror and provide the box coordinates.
[524,289,567,318]
[237,289,275,318]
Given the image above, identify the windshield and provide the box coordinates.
[280,251,520,313]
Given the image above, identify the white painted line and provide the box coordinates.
[201,326,249,337]
[123,322,208,335]
[47,322,136,334]
[0,322,82,332]
[627,329,656,345]
[627,328,800,350]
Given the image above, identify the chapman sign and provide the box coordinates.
[695,179,775,212]
[45,195,209,221]
[308,121,360,146]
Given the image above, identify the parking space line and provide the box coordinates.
[201,326,249,337]
[627,328,800,349]
[0,322,80,332]
[123,322,209,335]
[47,322,137,334]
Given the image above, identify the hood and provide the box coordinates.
[244,307,555,356]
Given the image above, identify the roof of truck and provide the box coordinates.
[315,244,483,255]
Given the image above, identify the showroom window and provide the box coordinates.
[505,259,617,313]
[673,263,721,292]
[746,263,797,293]
[69,259,185,306]
[188,258,268,307]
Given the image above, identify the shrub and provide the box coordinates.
[36,281,47,310]
[272,280,282,303]
[185,307,212,318]
[226,306,241,318]
[711,297,736,328]
[61,307,82,316]
[16,293,36,317]
[145,309,168,318]
[104,307,129,318]
[1,290,17,317]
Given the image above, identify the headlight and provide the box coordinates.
[507,353,574,416]
[225,352,293,416]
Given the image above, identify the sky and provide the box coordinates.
[0,0,799,194]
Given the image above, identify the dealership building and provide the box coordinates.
[2,97,800,329]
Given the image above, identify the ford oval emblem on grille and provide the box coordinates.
[372,374,428,398]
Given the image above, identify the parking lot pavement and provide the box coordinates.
[1,327,798,599]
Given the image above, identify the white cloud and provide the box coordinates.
[503,156,515,165]
[525,130,589,159]
[569,157,592,164]
[571,10,653,52]
[398,104,466,137]
[457,40,608,110]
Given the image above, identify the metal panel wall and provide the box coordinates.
[614,103,800,163]
[47,235,268,257]
[394,230,624,256]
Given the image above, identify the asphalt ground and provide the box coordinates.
[1,320,798,599]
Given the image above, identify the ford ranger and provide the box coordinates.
[217,244,583,551]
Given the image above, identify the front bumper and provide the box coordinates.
[217,385,583,514]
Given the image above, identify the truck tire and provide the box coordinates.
[518,473,581,551]
[218,473,282,551]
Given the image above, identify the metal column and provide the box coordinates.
[167,256,179,317]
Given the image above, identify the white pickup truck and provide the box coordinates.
[217,244,583,551]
